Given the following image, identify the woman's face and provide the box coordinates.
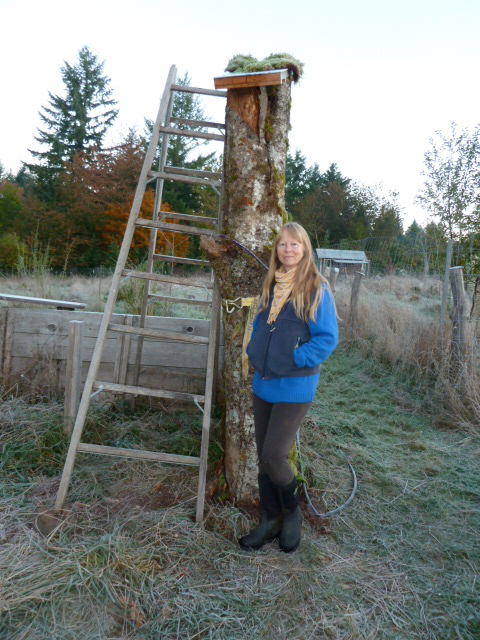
[277,230,304,271]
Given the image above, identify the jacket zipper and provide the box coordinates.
[261,323,276,379]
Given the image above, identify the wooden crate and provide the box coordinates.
[0,307,223,397]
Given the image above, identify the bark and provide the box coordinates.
[201,81,292,504]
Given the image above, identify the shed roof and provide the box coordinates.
[315,249,369,263]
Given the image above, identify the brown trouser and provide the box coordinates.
[253,394,311,487]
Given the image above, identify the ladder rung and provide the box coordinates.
[93,381,205,403]
[148,170,221,188]
[170,117,225,130]
[136,219,217,237]
[153,254,209,266]
[171,84,227,98]
[148,293,213,307]
[159,126,224,143]
[164,166,223,181]
[108,323,209,344]
[77,442,200,467]
[158,211,217,226]
[122,269,213,289]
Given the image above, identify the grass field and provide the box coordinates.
[1,344,479,639]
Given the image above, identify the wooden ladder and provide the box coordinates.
[55,65,226,522]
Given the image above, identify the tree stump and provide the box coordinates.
[201,79,292,504]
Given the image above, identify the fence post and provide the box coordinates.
[64,320,84,436]
[349,271,364,329]
[449,266,471,381]
[441,239,454,337]
[328,267,339,292]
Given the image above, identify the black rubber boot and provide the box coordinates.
[238,475,282,551]
[277,478,303,553]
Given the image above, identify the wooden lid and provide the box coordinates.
[214,68,290,90]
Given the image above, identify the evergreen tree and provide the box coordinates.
[26,46,118,204]
[285,149,322,211]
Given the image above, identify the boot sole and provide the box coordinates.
[279,540,300,553]
[238,535,279,552]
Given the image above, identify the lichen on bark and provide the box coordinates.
[201,77,292,505]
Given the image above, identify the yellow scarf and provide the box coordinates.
[267,267,297,324]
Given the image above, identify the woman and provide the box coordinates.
[241,222,338,553]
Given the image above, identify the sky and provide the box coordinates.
[1,0,479,227]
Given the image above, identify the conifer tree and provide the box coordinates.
[26,46,118,204]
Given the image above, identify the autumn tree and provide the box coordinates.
[100,192,189,264]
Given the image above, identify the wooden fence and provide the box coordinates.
[0,307,221,399]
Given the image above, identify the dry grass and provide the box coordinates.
[1,347,479,639]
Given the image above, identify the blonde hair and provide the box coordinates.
[259,222,330,322]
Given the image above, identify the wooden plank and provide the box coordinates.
[216,78,288,90]
[8,309,212,336]
[93,380,205,403]
[153,254,209,266]
[171,84,227,98]
[214,69,289,90]
[0,293,86,310]
[64,320,84,436]
[108,323,210,345]
[147,170,221,188]
[122,269,214,289]
[170,117,225,130]
[2,309,14,380]
[119,315,132,388]
[10,338,210,369]
[148,293,212,306]
[158,126,224,142]
[196,279,221,523]
[0,308,6,375]
[136,219,217,237]
[163,166,223,181]
[157,210,218,225]
[76,442,200,466]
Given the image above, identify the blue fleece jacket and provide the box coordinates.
[247,287,338,403]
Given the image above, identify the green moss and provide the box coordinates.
[264,115,273,142]
[225,52,304,83]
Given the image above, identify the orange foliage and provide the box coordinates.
[98,191,190,259]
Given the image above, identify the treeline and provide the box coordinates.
[1,46,478,274]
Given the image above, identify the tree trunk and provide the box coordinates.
[201,81,291,505]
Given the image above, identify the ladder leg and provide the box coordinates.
[196,280,221,523]
[55,65,178,510]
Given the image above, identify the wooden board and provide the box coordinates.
[214,69,289,90]
[1,308,223,395]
